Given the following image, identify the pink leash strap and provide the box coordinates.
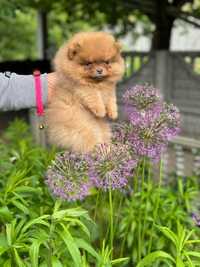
[33,70,44,116]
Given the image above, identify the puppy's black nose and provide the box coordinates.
[96,68,103,74]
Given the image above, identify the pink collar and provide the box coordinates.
[33,70,44,116]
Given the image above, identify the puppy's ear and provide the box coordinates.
[115,41,122,53]
[67,42,81,60]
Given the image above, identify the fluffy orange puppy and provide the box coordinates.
[46,32,124,152]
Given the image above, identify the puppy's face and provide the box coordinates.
[55,32,124,85]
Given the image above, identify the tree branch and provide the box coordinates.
[167,6,200,27]
[179,15,200,28]
[121,1,156,20]
[173,0,193,8]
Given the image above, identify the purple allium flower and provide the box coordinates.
[192,213,200,227]
[87,143,138,190]
[45,151,91,202]
[123,84,162,111]
[112,122,134,145]
[114,84,181,162]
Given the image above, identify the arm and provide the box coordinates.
[0,72,49,111]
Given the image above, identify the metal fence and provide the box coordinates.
[122,51,200,81]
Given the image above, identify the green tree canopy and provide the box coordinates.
[0,0,200,61]
[55,0,200,49]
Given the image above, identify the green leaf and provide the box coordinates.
[184,230,194,244]
[156,226,178,247]
[52,256,63,267]
[3,259,12,267]
[186,251,200,258]
[53,199,62,213]
[177,223,186,252]
[58,224,82,267]
[14,248,26,267]
[186,240,200,244]
[63,218,90,238]
[0,246,9,256]
[0,232,8,247]
[0,206,12,222]
[21,215,50,234]
[111,257,129,265]
[15,186,40,194]
[136,251,175,267]
[15,218,27,237]
[6,224,12,246]
[5,170,25,192]
[39,262,47,267]
[176,257,185,267]
[11,199,30,214]
[29,228,49,244]
[75,238,100,260]
[81,253,90,267]
[184,252,194,267]
[52,208,88,220]
[29,239,41,267]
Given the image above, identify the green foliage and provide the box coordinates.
[136,223,200,266]
[0,1,101,61]
[115,162,200,266]
[1,0,200,60]
[0,119,126,266]
[0,9,38,61]
[0,120,95,266]
[48,7,100,55]
[1,119,200,266]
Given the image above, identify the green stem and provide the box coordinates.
[120,160,142,259]
[134,162,141,193]
[141,164,151,243]
[137,158,146,262]
[109,187,114,259]
[94,190,101,221]
[113,192,123,236]
[120,228,128,257]
[47,217,55,267]
[47,245,52,267]
[148,159,163,254]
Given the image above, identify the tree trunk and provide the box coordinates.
[151,0,175,50]
[151,19,174,50]
[37,10,48,59]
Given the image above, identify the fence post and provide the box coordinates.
[29,109,47,147]
[154,50,170,99]
[29,10,48,147]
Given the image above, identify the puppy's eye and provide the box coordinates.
[85,62,92,66]
[104,60,110,64]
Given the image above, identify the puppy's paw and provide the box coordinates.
[107,109,118,120]
[93,107,106,118]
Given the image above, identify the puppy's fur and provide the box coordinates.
[46,32,124,152]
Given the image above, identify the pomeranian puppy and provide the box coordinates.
[46,32,124,152]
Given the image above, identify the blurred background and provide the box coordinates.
[0,0,200,59]
[0,0,200,141]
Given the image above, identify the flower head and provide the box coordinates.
[192,213,200,227]
[112,122,133,145]
[87,143,138,190]
[114,84,181,162]
[123,84,161,110]
[46,151,91,201]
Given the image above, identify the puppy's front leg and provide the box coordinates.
[102,88,118,120]
[77,89,106,118]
